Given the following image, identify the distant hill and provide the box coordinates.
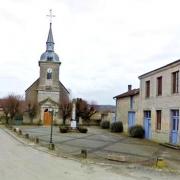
[93,105,115,112]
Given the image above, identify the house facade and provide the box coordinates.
[138,60,180,145]
[90,105,115,125]
[114,85,139,132]
[114,60,180,145]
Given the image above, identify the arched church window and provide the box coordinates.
[47,68,52,79]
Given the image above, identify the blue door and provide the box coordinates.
[128,112,135,128]
[171,110,179,144]
[144,111,151,139]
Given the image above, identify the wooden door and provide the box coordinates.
[44,111,52,126]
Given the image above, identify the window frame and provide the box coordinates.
[47,68,53,80]
[156,110,161,130]
[172,71,179,94]
[145,80,150,98]
[157,76,162,96]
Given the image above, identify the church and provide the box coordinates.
[25,21,69,125]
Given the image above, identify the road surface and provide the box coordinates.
[0,128,179,180]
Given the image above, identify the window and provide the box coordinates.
[157,76,162,96]
[144,111,151,118]
[171,110,179,131]
[156,110,161,130]
[145,80,150,98]
[172,71,179,93]
[130,96,133,109]
[47,68,52,79]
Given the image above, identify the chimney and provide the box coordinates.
[128,85,132,91]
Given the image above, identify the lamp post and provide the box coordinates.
[49,107,54,150]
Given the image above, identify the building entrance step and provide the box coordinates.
[160,143,180,150]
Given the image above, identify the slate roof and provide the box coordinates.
[25,78,69,94]
[40,23,60,62]
[113,88,139,99]
[139,59,180,79]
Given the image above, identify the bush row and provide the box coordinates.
[100,121,123,133]
[128,125,144,138]
[100,121,145,138]
[59,125,88,133]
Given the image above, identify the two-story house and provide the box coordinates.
[138,60,180,145]
[113,85,139,132]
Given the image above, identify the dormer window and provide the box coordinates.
[47,68,52,79]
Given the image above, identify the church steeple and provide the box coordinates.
[46,23,54,51]
[40,20,60,62]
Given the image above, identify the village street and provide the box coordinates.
[1,126,180,180]
[20,126,180,167]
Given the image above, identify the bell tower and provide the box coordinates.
[37,11,61,104]
[25,9,70,125]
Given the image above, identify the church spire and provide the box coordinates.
[40,10,60,62]
[46,23,54,51]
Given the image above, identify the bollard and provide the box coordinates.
[18,130,22,135]
[25,133,29,139]
[156,157,167,168]
[81,149,87,158]
[49,143,55,150]
[34,137,39,144]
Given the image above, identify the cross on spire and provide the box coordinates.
[46,9,55,23]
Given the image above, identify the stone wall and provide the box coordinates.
[116,95,139,132]
[38,91,60,104]
[39,61,60,91]
[25,79,39,105]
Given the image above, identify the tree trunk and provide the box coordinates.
[63,117,66,125]
[5,116,9,125]
[30,118,33,125]
[76,116,79,127]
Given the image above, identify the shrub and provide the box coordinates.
[129,125,145,138]
[78,127,88,133]
[110,121,123,132]
[100,121,110,129]
[37,120,42,126]
[14,114,23,121]
[59,126,68,133]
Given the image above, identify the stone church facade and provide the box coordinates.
[25,22,69,125]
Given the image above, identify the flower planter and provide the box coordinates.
[59,126,68,133]
[78,127,88,133]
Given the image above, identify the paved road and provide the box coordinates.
[0,128,180,180]
[20,126,180,166]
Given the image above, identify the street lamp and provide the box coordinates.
[48,107,54,150]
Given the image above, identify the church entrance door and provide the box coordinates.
[44,109,52,126]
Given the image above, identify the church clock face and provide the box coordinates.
[47,68,52,79]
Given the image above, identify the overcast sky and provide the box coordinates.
[1,0,180,105]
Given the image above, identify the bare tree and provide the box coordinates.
[1,99,9,124]
[1,94,23,124]
[76,98,97,124]
[59,96,72,125]
[27,103,37,124]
